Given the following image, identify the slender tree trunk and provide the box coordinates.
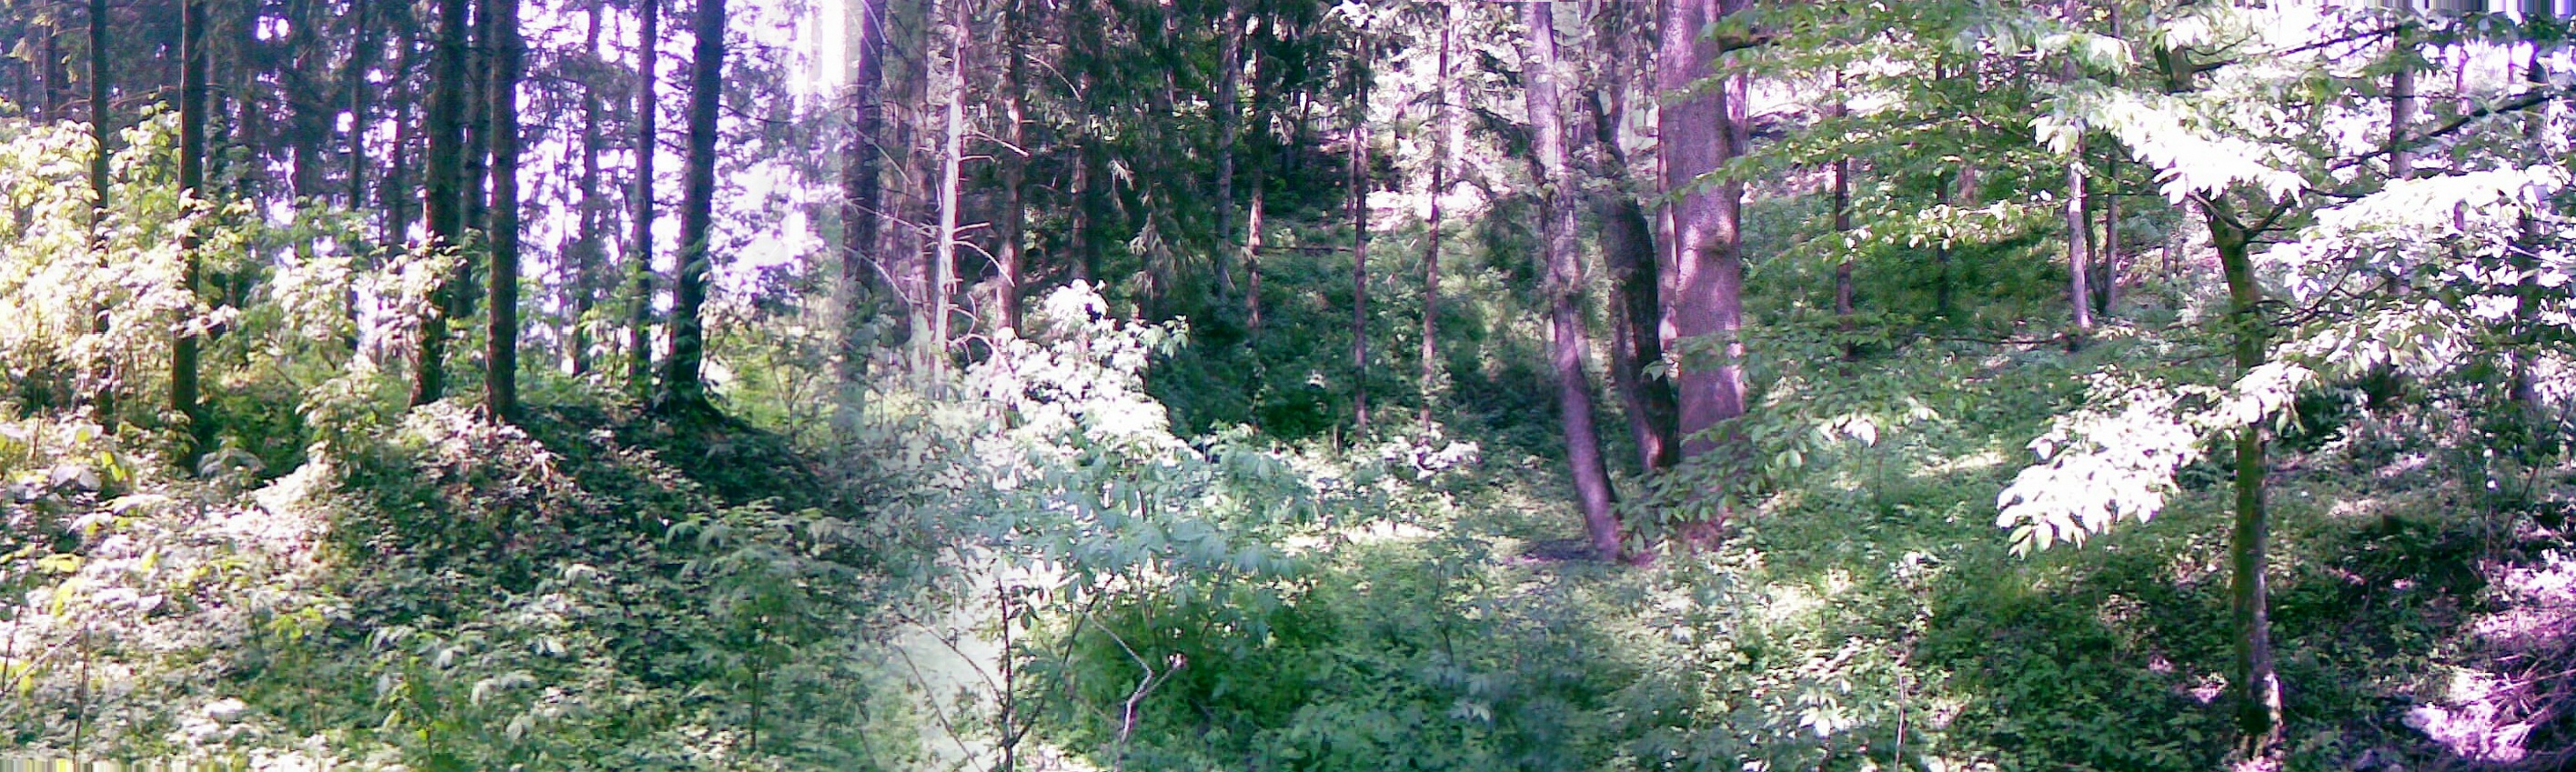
[565,0,605,376]
[2390,36,2415,181]
[997,4,1030,336]
[344,0,378,213]
[1210,0,1246,305]
[627,0,660,402]
[86,0,113,424]
[483,0,521,422]
[1245,146,1265,331]
[1830,72,1857,361]
[452,2,491,326]
[174,0,208,460]
[44,27,65,122]
[2209,202,2282,757]
[2100,165,2120,311]
[1418,1,1454,430]
[1524,1,1623,562]
[2063,109,2093,344]
[926,0,966,369]
[1659,0,1748,463]
[656,0,723,413]
[1348,78,1371,436]
[836,0,886,432]
[415,0,470,406]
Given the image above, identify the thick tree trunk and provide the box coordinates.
[1419,3,1454,430]
[2210,204,2282,757]
[174,0,208,461]
[656,0,723,413]
[483,0,522,422]
[1524,2,1624,562]
[415,0,470,406]
[1658,0,1749,461]
[1585,89,1677,472]
[627,0,660,402]
[836,0,886,432]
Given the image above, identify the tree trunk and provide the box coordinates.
[2209,202,2282,757]
[1418,1,1460,431]
[1245,146,1265,331]
[627,0,660,402]
[926,0,967,370]
[1830,71,1857,362]
[415,0,470,406]
[656,0,723,413]
[2062,47,2094,346]
[1347,77,1371,436]
[997,5,1030,336]
[86,0,113,424]
[1584,88,1676,472]
[452,0,491,326]
[565,0,605,377]
[1658,0,1748,462]
[343,0,379,214]
[174,0,208,462]
[482,0,522,422]
[836,0,886,433]
[1210,0,1246,306]
[1524,1,1624,562]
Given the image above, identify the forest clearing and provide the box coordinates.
[3,0,2576,769]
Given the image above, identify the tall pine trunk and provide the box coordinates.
[925,0,966,370]
[997,2,1030,336]
[836,0,885,432]
[1346,77,1371,436]
[1210,0,1246,306]
[86,0,113,424]
[565,0,606,376]
[1524,1,1623,561]
[656,0,724,413]
[415,0,470,406]
[627,0,660,401]
[1418,1,1454,430]
[174,0,209,462]
[482,0,522,421]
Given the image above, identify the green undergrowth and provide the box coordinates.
[0,396,920,770]
[1043,333,2561,772]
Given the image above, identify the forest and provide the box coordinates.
[1,0,2574,768]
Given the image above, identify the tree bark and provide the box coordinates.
[452,0,491,326]
[1585,87,1677,472]
[86,0,113,423]
[483,0,522,422]
[1524,1,1624,562]
[627,0,660,402]
[925,0,967,370]
[565,0,606,377]
[1829,70,1857,362]
[2209,201,2282,757]
[1419,2,1454,430]
[1658,0,1749,461]
[1347,76,1371,436]
[174,0,208,461]
[414,0,470,406]
[836,0,886,432]
[1211,0,1246,306]
[997,3,1030,336]
[656,0,724,413]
